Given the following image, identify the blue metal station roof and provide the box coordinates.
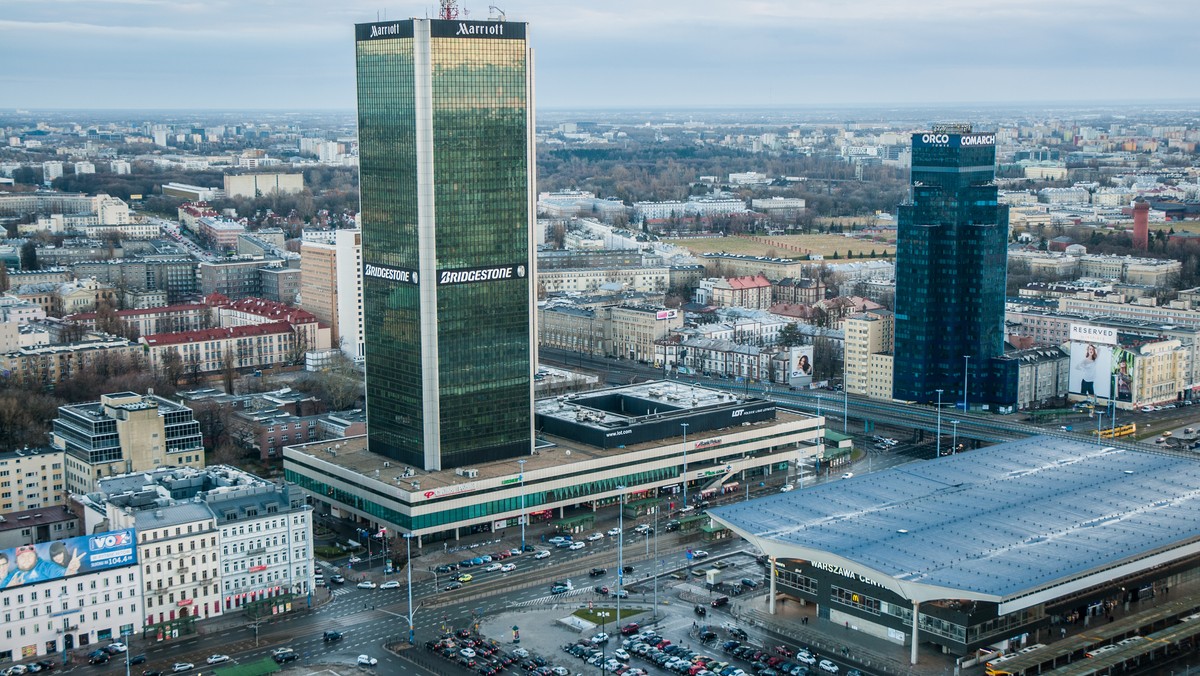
[709,437,1200,607]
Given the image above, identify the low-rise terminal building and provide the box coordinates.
[285,381,824,545]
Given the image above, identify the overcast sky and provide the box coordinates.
[1,0,1194,111]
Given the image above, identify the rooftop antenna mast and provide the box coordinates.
[440,0,459,19]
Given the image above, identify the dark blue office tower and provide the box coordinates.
[893,125,1008,405]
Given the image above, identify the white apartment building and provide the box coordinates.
[0,530,142,663]
[92,497,223,627]
[844,310,894,397]
[209,478,313,611]
[538,267,669,294]
[42,162,63,184]
[0,448,66,513]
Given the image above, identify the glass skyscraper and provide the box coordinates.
[355,18,535,470]
[893,127,1008,405]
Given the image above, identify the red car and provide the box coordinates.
[775,646,794,657]
[621,622,640,635]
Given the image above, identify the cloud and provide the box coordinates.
[1,0,1196,109]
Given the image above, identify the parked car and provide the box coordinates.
[818,659,839,673]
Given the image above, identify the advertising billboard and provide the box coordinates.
[1069,324,1117,346]
[1070,340,1113,399]
[0,529,137,590]
[1112,346,1134,402]
[790,346,814,387]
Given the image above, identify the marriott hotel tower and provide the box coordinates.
[355,18,536,470]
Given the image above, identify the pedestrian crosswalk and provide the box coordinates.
[330,587,355,597]
[507,587,593,607]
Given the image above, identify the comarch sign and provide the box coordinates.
[915,132,996,148]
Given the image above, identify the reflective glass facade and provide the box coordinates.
[893,132,1008,403]
[356,19,534,470]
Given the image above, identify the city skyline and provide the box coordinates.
[2,0,1196,111]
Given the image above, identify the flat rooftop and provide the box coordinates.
[289,408,809,494]
[710,436,1200,603]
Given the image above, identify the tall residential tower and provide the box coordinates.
[892,126,1008,405]
[355,18,536,470]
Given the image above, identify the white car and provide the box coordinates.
[780,484,795,492]
[587,532,604,541]
[512,647,529,658]
[357,580,377,589]
[460,647,477,658]
[607,527,622,536]
[819,659,840,674]
[841,472,854,480]
[348,556,363,564]
[548,536,568,545]
[380,580,401,589]
[614,648,630,661]
[534,550,551,559]
[797,651,817,665]
[500,562,517,572]
[485,563,503,572]
[692,550,709,559]
[107,642,127,653]
[206,655,230,664]
[633,524,651,533]
[172,664,194,673]
[357,655,378,667]
[569,541,586,550]
[591,632,610,644]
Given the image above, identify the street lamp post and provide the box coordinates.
[518,459,527,554]
[616,485,626,638]
[935,389,944,458]
[405,533,415,645]
[680,424,689,509]
[951,420,959,455]
[842,360,848,434]
[652,500,659,619]
[962,355,971,412]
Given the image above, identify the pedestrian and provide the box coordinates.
[1060,627,1067,639]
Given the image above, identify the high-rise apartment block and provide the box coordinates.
[300,229,364,362]
[355,18,536,470]
[893,127,1008,405]
[844,309,894,397]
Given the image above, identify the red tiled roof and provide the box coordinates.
[725,274,772,290]
[68,303,209,322]
[140,321,293,347]
[217,297,318,324]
